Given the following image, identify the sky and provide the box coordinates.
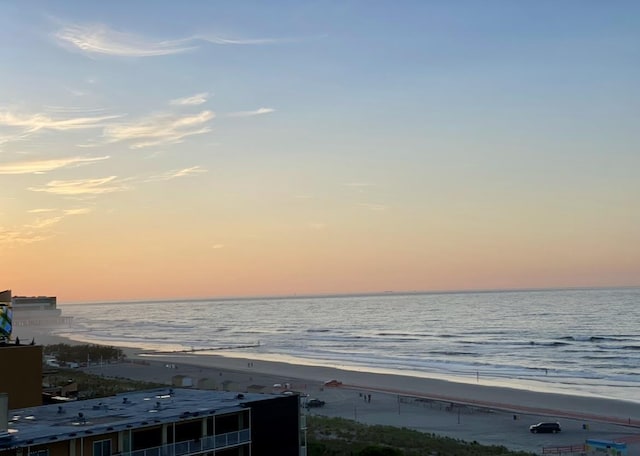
[1,1,639,303]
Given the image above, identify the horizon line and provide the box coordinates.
[61,284,640,306]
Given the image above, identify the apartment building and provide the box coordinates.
[0,388,302,456]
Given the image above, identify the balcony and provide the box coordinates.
[125,429,251,456]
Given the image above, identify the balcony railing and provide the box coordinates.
[124,429,251,456]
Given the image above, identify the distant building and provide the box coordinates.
[0,388,303,455]
[10,292,72,328]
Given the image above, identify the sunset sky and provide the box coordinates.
[1,1,639,303]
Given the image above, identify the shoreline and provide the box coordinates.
[37,327,640,417]
[25,326,640,453]
[54,328,640,405]
[40,330,640,412]
[134,350,640,426]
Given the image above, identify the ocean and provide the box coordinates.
[58,287,640,403]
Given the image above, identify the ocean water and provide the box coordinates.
[58,288,640,403]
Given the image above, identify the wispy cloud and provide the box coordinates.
[212,244,225,249]
[199,35,281,46]
[64,207,93,215]
[28,207,92,215]
[0,227,49,246]
[103,111,214,148]
[28,208,57,213]
[0,131,32,146]
[0,207,91,247]
[170,92,210,106]
[55,23,286,58]
[144,166,207,182]
[55,24,196,57]
[0,110,119,133]
[29,176,129,195]
[227,107,275,118]
[0,156,109,175]
[26,216,64,230]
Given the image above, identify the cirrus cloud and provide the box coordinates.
[55,23,289,58]
[0,156,109,175]
[55,24,196,57]
[103,110,214,149]
[29,176,129,195]
[144,166,208,182]
[0,110,120,133]
[227,107,275,118]
[170,92,210,106]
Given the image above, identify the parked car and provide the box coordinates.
[306,398,325,408]
[529,422,561,433]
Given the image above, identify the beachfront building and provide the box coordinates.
[0,388,303,456]
[9,293,72,328]
[0,344,42,410]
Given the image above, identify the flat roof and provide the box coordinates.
[2,388,286,449]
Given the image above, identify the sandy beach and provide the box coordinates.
[26,326,640,454]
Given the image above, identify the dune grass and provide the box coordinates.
[307,415,537,456]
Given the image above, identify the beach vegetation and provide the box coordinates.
[43,343,126,364]
[307,416,536,456]
[358,447,403,456]
[43,368,163,399]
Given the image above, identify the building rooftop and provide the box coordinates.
[2,388,282,449]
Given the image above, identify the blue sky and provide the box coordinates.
[1,1,639,301]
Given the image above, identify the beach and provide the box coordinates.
[58,289,640,405]
[73,344,640,454]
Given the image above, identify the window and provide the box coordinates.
[93,439,112,456]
